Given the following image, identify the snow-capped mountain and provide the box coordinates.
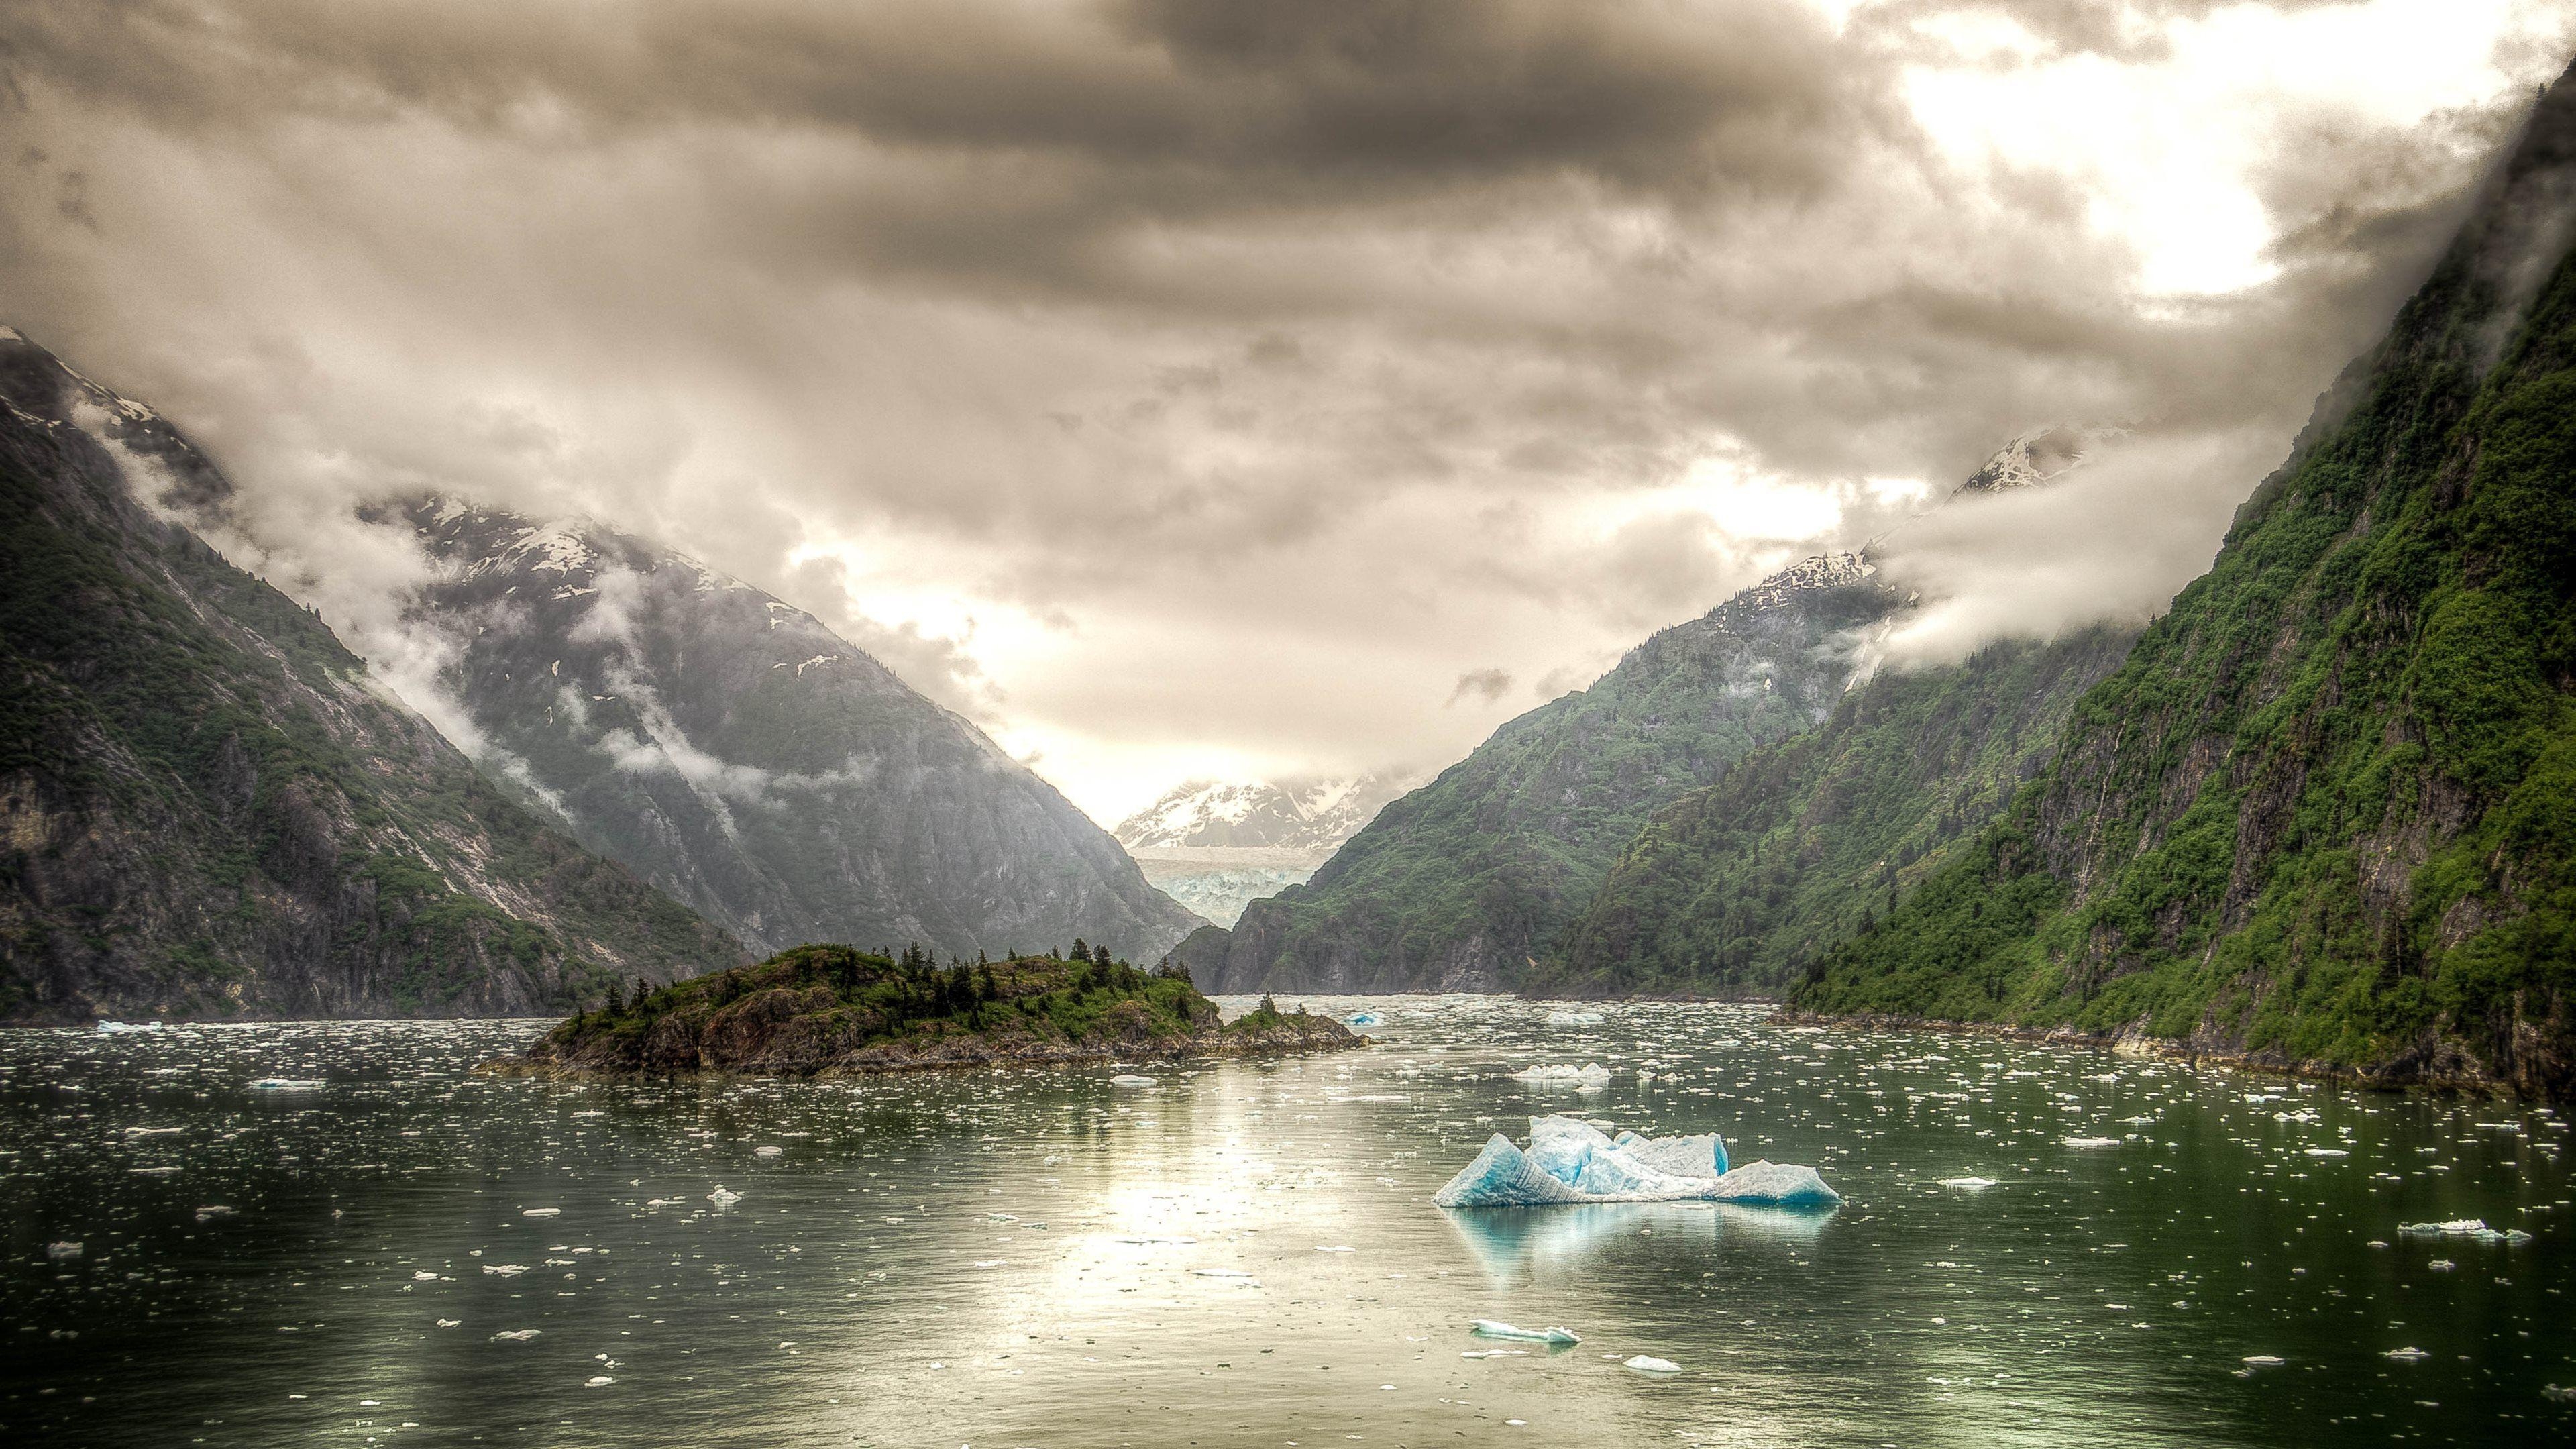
[1115,775,1413,928]
[1957,424,2119,494]
[1114,775,1409,852]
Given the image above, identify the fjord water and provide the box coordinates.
[4,1002,2568,1448]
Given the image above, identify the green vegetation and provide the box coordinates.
[1796,119,2576,1094]
[0,342,741,1021]
[1535,627,2136,998]
[1214,557,1904,991]
[533,943,1352,1073]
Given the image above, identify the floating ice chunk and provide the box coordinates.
[1192,1268,1255,1279]
[1544,1010,1605,1026]
[754,1146,783,1157]
[1110,1074,1158,1087]
[2428,1259,2456,1271]
[1110,1235,1197,1246]
[1624,1355,1680,1373]
[645,1198,684,1209]
[2061,1137,2121,1148]
[586,1376,614,1387]
[1470,1320,1578,1345]
[195,1205,235,1221]
[2383,1346,2429,1362]
[46,1241,82,1260]
[1432,1116,1831,1209]
[412,1271,439,1281]
[707,1186,743,1207]
[2399,1218,2489,1236]
[491,1329,541,1342]
[522,1208,561,1218]
[2302,1148,2348,1158]
[1346,1013,1381,1027]
[483,1265,529,1276]
[1316,1245,1355,1252]
[2545,1384,2576,1403]
[2241,1355,2284,1367]
[248,1079,325,1091]
[1937,1177,1999,1190]
[435,1319,460,1328]
[1461,1349,1527,1359]
[124,1126,182,1137]
[1510,1063,1613,1089]
[97,1021,163,1033]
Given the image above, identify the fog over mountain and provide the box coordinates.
[5,2,2573,818]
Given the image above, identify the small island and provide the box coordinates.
[488,943,1364,1077]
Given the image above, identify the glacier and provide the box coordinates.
[1433,1115,1838,1210]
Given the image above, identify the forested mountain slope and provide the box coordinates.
[1797,68,2576,1097]
[1534,625,2139,999]
[1185,554,1907,992]
[0,330,743,1022]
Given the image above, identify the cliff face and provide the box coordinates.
[1798,66,2576,1098]
[0,331,744,1022]
[1197,554,1909,994]
[385,502,1203,966]
[1535,625,2139,999]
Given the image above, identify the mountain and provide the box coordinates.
[0,328,743,1022]
[1176,552,1909,992]
[1796,67,2576,1098]
[1116,774,1411,928]
[1529,624,2139,998]
[1115,775,1408,851]
[385,501,1203,965]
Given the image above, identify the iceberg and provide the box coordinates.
[1624,1354,1680,1373]
[1346,1012,1382,1027]
[1434,1116,1837,1210]
[1511,1063,1613,1089]
[1470,1320,1578,1345]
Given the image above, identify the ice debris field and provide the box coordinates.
[1434,1113,1841,1209]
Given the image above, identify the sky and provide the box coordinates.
[5,0,2575,824]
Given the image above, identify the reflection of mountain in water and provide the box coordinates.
[1442,1198,1833,1285]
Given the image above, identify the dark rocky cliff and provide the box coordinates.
[0,330,744,1022]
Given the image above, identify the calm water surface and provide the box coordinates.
[3,999,2569,1447]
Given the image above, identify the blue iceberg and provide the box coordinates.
[1434,1115,1839,1209]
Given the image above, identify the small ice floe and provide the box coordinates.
[1346,1013,1381,1028]
[195,1205,235,1222]
[2428,1260,2457,1271]
[1544,1010,1605,1027]
[1937,1177,1999,1190]
[2383,1346,2430,1362]
[2302,1148,2349,1158]
[1510,1063,1613,1088]
[491,1329,541,1342]
[2543,1384,2576,1403]
[645,1198,684,1209]
[585,1376,614,1387]
[754,1146,783,1157]
[1191,1268,1256,1279]
[2397,1218,2532,1245]
[1109,1074,1158,1087]
[435,1319,460,1328]
[97,1021,164,1034]
[2241,1356,2286,1368]
[411,1271,439,1281]
[1471,1320,1578,1346]
[1436,1116,1835,1209]
[123,1126,182,1137]
[2121,1114,2157,1125]
[248,1079,325,1091]
[1623,1355,1681,1374]
[1316,1245,1356,1253]
[482,1265,529,1277]
[46,1242,82,1261]
[521,1208,561,1218]
[1460,1349,1528,1359]
[707,1186,744,1207]
[2061,1136,2121,1149]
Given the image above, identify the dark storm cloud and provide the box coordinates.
[3,0,2571,813]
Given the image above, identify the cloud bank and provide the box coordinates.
[4,0,2571,816]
